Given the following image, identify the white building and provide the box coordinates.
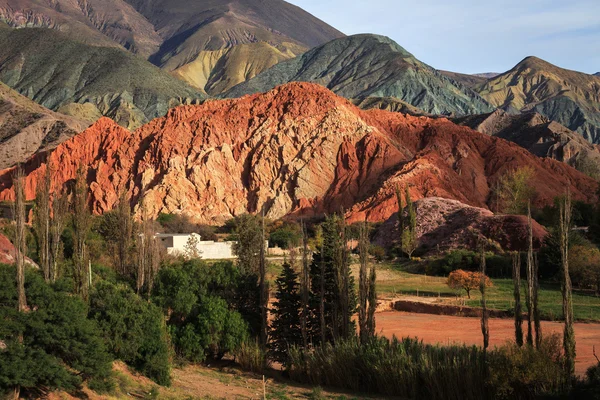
[155,233,237,259]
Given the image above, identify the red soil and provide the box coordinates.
[376,311,600,375]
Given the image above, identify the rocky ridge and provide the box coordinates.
[0,83,595,225]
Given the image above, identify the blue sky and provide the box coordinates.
[289,0,600,74]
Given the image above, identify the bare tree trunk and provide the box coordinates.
[358,220,369,344]
[479,245,489,351]
[49,192,68,282]
[300,220,309,348]
[13,165,27,312]
[533,253,542,349]
[525,201,534,346]
[72,167,91,300]
[512,252,523,347]
[559,188,576,380]
[34,162,51,282]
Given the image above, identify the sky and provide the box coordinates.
[289,0,600,74]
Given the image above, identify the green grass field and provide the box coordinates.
[373,261,600,322]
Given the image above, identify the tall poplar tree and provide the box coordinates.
[559,189,576,380]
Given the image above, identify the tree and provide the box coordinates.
[300,220,310,349]
[269,262,302,364]
[569,244,600,294]
[33,162,51,282]
[447,269,492,299]
[396,185,404,254]
[258,214,269,349]
[232,214,263,275]
[358,220,373,344]
[0,266,113,396]
[479,247,490,352]
[496,166,536,214]
[401,186,418,258]
[49,192,68,282]
[559,189,576,380]
[136,197,162,294]
[367,262,377,338]
[512,252,523,347]
[308,215,356,345]
[12,165,27,313]
[184,234,202,259]
[115,193,133,275]
[526,202,535,346]
[89,281,171,385]
[72,167,92,299]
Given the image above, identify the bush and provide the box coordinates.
[269,225,301,249]
[89,281,172,386]
[287,335,567,400]
[487,333,567,399]
[172,296,248,362]
[0,266,113,396]
[369,245,386,262]
[235,339,270,374]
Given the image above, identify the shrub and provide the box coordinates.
[172,296,248,362]
[235,339,270,374]
[0,266,113,396]
[269,225,301,249]
[89,281,172,386]
[368,245,386,262]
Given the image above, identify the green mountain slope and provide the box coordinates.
[0,0,344,95]
[475,57,600,143]
[223,34,494,116]
[0,25,204,129]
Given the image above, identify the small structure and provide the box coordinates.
[155,233,237,259]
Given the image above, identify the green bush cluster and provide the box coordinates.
[427,249,511,278]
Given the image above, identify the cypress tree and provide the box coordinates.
[525,201,534,346]
[300,220,310,348]
[402,186,418,258]
[33,161,51,282]
[72,166,91,300]
[358,220,369,344]
[269,262,302,364]
[559,189,576,380]
[13,165,27,313]
[533,253,542,349]
[395,185,404,256]
[512,252,523,347]
[480,245,489,351]
[367,264,377,338]
[309,215,356,345]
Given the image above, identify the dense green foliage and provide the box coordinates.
[150,260,250,363]
[0,265,113,396]
[426,250,511,278]
[89,281,171,385]
[269,262,302,364]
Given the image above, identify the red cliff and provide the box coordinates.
[0,82,596,224]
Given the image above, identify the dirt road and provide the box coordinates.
[376,311,600,375]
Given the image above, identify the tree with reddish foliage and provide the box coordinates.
[447,269,492,299]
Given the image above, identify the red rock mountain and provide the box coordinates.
[0,83,596,224]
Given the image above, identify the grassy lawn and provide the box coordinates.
[372,261,600,322]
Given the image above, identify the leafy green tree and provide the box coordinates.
[269,262,302,364]
[232,214,263,275]
[89,281,171,385]
[269,224,302,249]
[495,166,537,214]
[0,266,113,396]
[172,296,248,361]
[401,186,418,258]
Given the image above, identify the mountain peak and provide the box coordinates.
[594,72,600,77]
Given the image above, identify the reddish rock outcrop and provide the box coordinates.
[373,197,547,254]
[0,83,596,225]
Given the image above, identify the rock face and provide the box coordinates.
[453,110,600,175]
[0,232,36,266]
[373,197,547,254]
[475,56,600,143]
[0,83,596,225]
[224,35,494,117]
[0,82,89,169]
[0,25,205,129]
[0,0,343,95]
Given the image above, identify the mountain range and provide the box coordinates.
[0,0,598,225]
[224,34,494,117]
[0,83,595,224]
[0,0,342,95]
